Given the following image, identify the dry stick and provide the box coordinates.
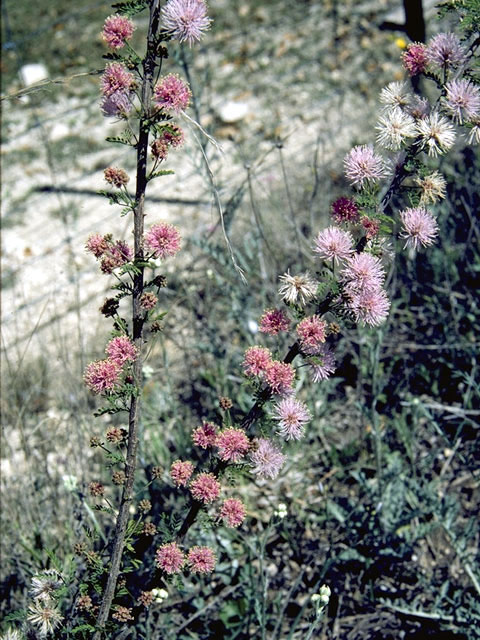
[93,1,161,635]
[176,156,410,543]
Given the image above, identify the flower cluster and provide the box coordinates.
[341,253,390,326]
[85,233,132,274]
[154,74,191,113]
[155,542,216,575]
[145,223,182,260]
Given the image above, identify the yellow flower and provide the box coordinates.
[395,37,407,50]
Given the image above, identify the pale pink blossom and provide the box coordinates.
[106,336,137,365]
[259,308,290,335]
[145,223,181,260]
[444,79,480,124]
[190,473,221,503]
[314,226,354,263]
[85,233,110,258]
[242,346,272,377]
[187,546,216,573]
[400,207,439,249]
[161,0,212,46]
[220,498,246,527]
[297,315,327,351]
[101,63,134,97]
[215,428,250,463]
[250,438,286,479]
[170,460,194,487]
[344,145,386,188]
[272,397,311,440]
[426,32,466,69]
[348,288,391,326]
[155,542,185,574]
[307,344,337,381]
[192,421,218,448]
[154,74,191,113]
[264,361,295,395]
[341,253,386,294]
[102,15,135,49]
[84,359,121,394]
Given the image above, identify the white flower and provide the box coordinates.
[415,171,447,205]
[376,107,417,150]
[379,81,411,110]
[278,271,317,306]
[27,600,63,637]
[416,112,456,156]
[30,570,63,601]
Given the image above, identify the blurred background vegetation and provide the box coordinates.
[1,0,479,638]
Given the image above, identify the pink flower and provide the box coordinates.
[101,63,134,97]
[444,79,480,125]
[161,0,212,46]
[100,240,132,274]
[192,421,218,448]
[140,292,158,310]
[84,359,121,394]
[85,233,110,258]
[426,32,466,69]
[106,336,137,366]
[145,223,181,260]
[250,438,286,480]
[331,197,359,224]
[361,217,380,240]
[272,397,311,441]
[307,344,337,382]
[170,460,194,487]
[297,315,327,352]
[190,473,221,503]
[314,226,354,263]
[348,288,391,326]
[102,15,135,49]
[400,207,439,249]
[220,498,246,527]
[344,145,386,188]
[402,42,428,76]
[155,542,185,574]
[341,253,386,294]
[187,546,216,574]
[104,167,129,187]
[215,428,250,463]
[259,308,290,335]
[265,361,295,395]
[154,74,191,113]
[101,90,132,117]
[242,346,272,378]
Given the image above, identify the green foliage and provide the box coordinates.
[111,0,148,18]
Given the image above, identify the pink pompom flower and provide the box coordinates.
[331,197,359,224]
[259,308,290,335]
[344,145,386,188]
[307,344,337,381]
[399,207,439,250]
[101,63,134,97]
[215,428,250,463]
[348,288,391,327]
[154,74,191,113]
[242,346,272,378]
[161,0,212,46]
[271,397,311,441]
[190,473,221,503]
[85,233,110,258]
[155,542,185,574]
[341,253,386,294]
[102,15,135,49]
[402,42,428,76]
[187,546,216,574]
[297,315,327,351]
[265,361,295,395]
[170,460,194,487]
[192,421,218,448]
[250,438,286,480]
[220,498,246,527]
[84,359,121,394]
[314,226,354,263]
[100,240,132,274]
[106,336,138,366]
[145,223,181,260]
[101,90,133,117]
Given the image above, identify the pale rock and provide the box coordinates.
[217,101,250,124]
[19,63,48,87]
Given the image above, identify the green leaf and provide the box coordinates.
[111,0,148,17]
[105,130,134,146]
[147,169,175,182]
